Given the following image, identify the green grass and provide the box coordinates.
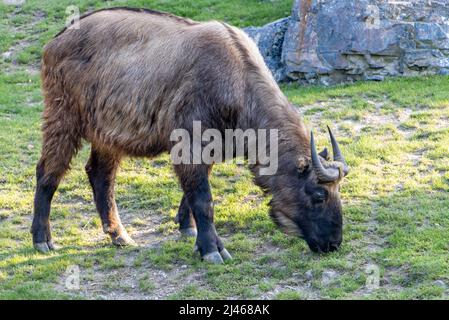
[1,0,449,300]
[0,0,292,69]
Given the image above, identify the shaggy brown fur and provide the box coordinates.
[32,8,346,258]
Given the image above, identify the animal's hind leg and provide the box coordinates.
[175,195,197,237]
[32,114,81,252]
[85,148,136,247]
[32,160,68,252]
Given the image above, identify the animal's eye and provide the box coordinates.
[312,190,326,203]
[305,185,328,202]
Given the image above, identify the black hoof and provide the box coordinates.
[34,241,55,253]
[109,229,137,247]
[219,248,232,261]
[203,251,224,264]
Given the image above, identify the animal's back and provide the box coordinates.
[41,8,255,156]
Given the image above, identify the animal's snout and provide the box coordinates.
[307,239,341,253]
[329,241,340,252]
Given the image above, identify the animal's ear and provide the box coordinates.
[319,147,330,161]
[297,156,309,174]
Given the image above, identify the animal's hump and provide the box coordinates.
[54,6,197,38]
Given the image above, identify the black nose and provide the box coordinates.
[329,242,340,252]
[308,240,340,253]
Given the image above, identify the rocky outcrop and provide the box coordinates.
[244,17,290,82]
[245,0,449,85]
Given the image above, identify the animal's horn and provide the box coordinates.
[311,131,339,182]
[327,126,349,176]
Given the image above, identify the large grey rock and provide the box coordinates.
[245,0,449,85]
[244,17,290,81]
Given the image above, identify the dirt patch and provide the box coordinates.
[53,208,212,300]
[300,98,416,138]
[260,283,319,300]
[55,251,207,300]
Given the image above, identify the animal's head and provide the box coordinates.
[269,126,349,253]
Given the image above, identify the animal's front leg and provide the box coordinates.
[175,164,232,264]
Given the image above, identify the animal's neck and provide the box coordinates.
[243,75,310,191]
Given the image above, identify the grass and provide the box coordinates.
[1,0,449,300]
[0,0,292,71]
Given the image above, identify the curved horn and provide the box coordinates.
[311,131,339,182]
[327,126,349,176]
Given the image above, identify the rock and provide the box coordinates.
[244,17,290,81]
[244,0,449,85]
[366,75,384,82]
[2,51,12,60]
[433,280,447,289]
[2,0,26,5]
[321,269,338,286]
[405,49,449,69]
[305,270,313,281]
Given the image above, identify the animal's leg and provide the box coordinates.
[174,164,231,264]
[175,195,197,237]
[32,160,69,252]
[175,165,214,237]
[31,111,81,253]
[85,148,136,247]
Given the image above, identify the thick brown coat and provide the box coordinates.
[33,8,344,257]
[41,8,308,175]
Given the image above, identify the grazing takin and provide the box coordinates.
[32,7,349,263]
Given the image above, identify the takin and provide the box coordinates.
[32,7,349,263]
